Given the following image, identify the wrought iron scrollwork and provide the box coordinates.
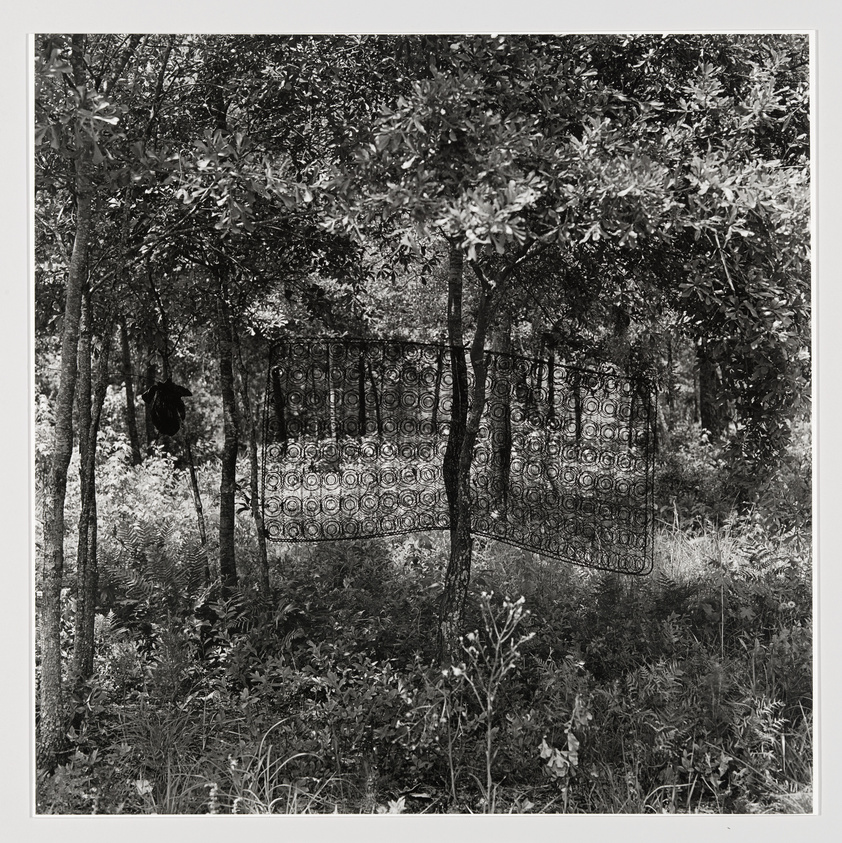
[262,337,655,574]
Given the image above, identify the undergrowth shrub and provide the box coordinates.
[37,411,812,814]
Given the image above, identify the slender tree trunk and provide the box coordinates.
[437,245,468,663]
[38,34,92,772]
[698,344,728,436]
[182,421,210,585]
[692,366,700,425]
[72,307,112,680]
[217,283,240,593]
[71,291,92,680]
[232,330,270,595]
[143,358,157,451]
[326,343,338,441]
[367,364,383,435]
[656,403,671,453]
[357,344,367,436]
[119,315,142,465]
[437,252,498,664]
[442,244,468,528]
[489,310,513,518]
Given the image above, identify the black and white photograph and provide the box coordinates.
[30,29,815,818]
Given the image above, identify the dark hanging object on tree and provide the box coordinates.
[262,337,657,575]
[141,377,193,436]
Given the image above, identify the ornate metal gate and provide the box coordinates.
[262,337,655,574]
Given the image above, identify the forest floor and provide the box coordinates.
[35,423,813,814]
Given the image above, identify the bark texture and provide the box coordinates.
[437,253,499,664]
[217,285,240,592]
[489,310,513,517]
[233,330,270,595]
[143,359,157,450]
[72,292,114,682]
[38,34,92,771]
[442,245,468,528]
[437,245,467,663]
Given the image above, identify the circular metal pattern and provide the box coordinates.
[360,469,378,488]
[419,465,438,484]
[380,468,398,489]
[361,492,379,513]
[381,441,398,460]
[323,472,340,490]
[397,443,415,462]
[399,489,418,508]
[420,369,437,388]
[400,513,416,530]
[400,466,417,484]
[582,421,599,439]
[262,338,655,574]
[419,489,438,509]
[380,491,398,512]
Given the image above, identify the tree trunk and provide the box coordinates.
[119,315,143,465]
[692,366,700,425]
[233,330,270,595]
[217,284,240,593]
[437,245,468,663]
[38,34,92,772]
[143,358,157,451]
[489,310,513,518]
[442,244,468,529]
[437,252,498,665]
[182,422,210,585]
[72,296,113,681]
[71,290,92,680]
[698,344,728,436]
